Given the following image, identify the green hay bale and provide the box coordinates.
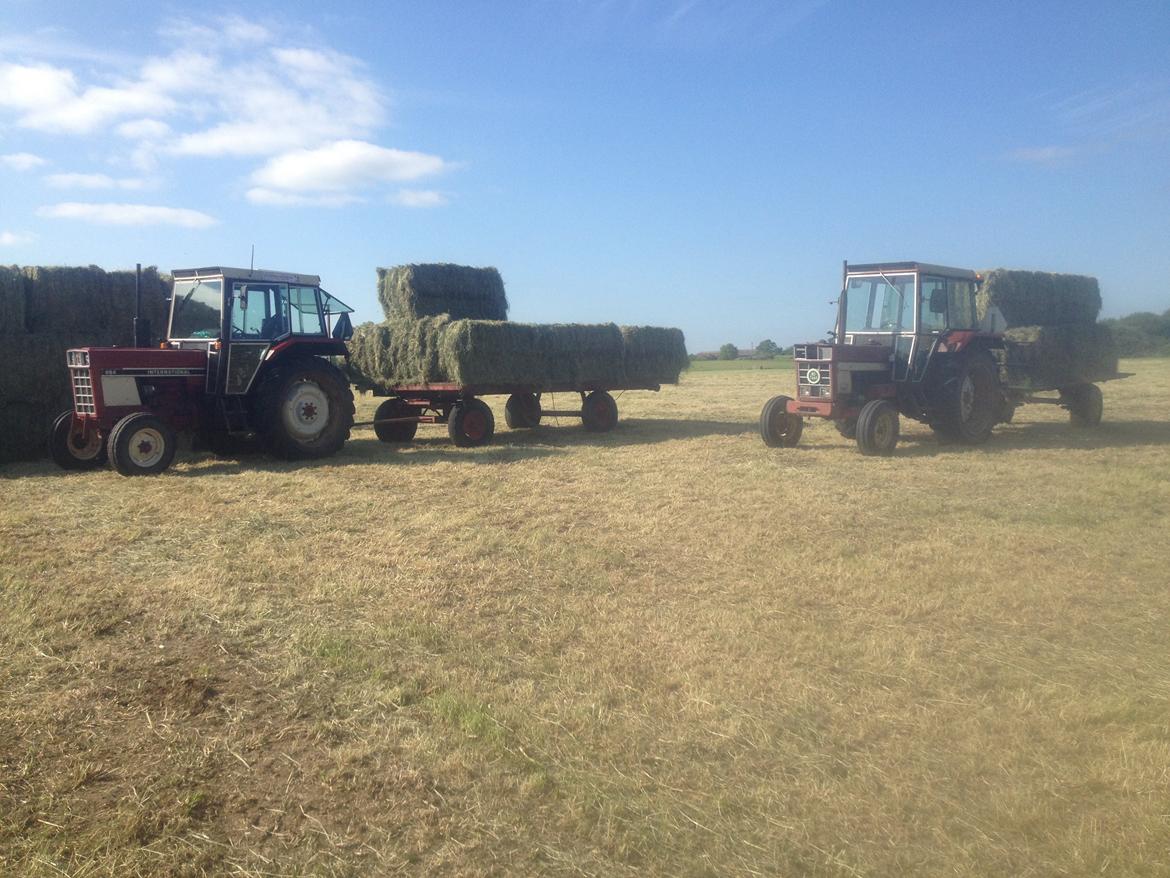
[377,264,509,322]
[22,265,171,341]
[348,319,688,391]
[0,265,27,335]
[977,270,1101,327]
[620,326,689,386]
[0,400,51,462]
[1001,323,1118,389]
[0,331,88,463]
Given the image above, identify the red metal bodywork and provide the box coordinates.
[71,346,208,432]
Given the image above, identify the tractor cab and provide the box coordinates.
[168,267,354,397]
[835,262,983,383]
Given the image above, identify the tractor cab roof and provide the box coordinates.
[847,261,978,280]
[173,266,323,286]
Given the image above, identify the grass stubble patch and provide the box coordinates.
[2,360,1170,875]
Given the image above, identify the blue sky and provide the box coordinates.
[1,0,1168,351]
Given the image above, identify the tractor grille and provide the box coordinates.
[70,366,96,414]
[798,363,831,399]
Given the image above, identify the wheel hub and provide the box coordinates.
[283,381,330,441]
[128,428,165,467]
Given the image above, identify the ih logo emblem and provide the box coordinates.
[806,368,822,385]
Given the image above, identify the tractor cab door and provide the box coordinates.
[910,275,980,381]
[224,282,291,395]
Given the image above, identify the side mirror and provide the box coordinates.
[929,288,947,314]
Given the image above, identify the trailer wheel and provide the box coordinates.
[48,411,107,470]
[256,358,354,459]
[855,399,899,456]
[759,395,802,447]
[1063,383,1103,427]
[109,413,176,476]
[448,398,495,447]
[504,392,542,429]
[932,351,999,444]
[581,391,618,433]
[374,398,418,443]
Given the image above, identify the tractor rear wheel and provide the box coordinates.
[448,398,495,447]
[835,418,857,440]
[759,395,802,447]
[931,351,1000,444]
[581,391,619,432]
[1063,383,1103,427]
[109,412,177,476]
[504,392,542,429]
[49,411,107,470]
[374,398,418,443]
[856,399,899,456]
[256,358,354,459]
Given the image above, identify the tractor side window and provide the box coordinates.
[845,274,914,332]
[170,279,223,339]
[919,277,948,333]
[233,283,289,339]
[947,279,978,329]
[287,286,325,335]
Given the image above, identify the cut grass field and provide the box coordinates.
[3,358,1169,876]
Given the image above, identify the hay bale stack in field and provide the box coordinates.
[0,265,173,464]
[979,269,1117,389]
[977,269,1102,326]
[1,265,27,334]
[378,264,509,322]
[1001,324,1119,389]
[621,326,690,386]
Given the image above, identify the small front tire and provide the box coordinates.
[48,411,107,470]
[759,395,802,447]
[855,399,899,456]
[109,413,176,476]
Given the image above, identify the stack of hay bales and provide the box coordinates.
[348,265,688,392]
[0,265,171,463]
[978,269,1118,389]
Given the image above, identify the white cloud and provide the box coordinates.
[0,230,35,246]
[116,118,171,140]
[1,152,47,171]
[37,202,216,228]
[1007,145,1078,165]
[252,140,446,193]
[391,189,448,208]
[245,188,364,208]
[45,172,149,190]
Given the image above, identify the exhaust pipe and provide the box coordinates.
[132,262,151,347]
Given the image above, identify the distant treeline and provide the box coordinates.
[1100,309,1170,357]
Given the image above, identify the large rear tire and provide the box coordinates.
[48,411,106,470]
[448,398,495,447]
[759,395,802,447]
[1063,383,1103,427]
[504,392,542,429]
[855,399,899,456]
[255,358,354,459]
[931,351,1000,445]
[374,398,418,443]
[108,412,176,476]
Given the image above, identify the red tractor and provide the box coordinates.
[759,261,1115,455]
[49,266,356,475]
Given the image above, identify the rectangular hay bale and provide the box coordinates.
[620,326,689,387]
[0,331,90,463]
[377,264,509,322]
[977,270,1101,327]
[0,265,27,335]
[23,265,171,341]
[1001,323,1118,389]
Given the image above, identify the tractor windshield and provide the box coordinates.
[843,274,914,333]
[170,279,223,339]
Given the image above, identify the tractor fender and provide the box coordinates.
[936,330,1002,356]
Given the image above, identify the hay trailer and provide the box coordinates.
[362,382,653,448]
[50,266,358,475]
[759,261,1127,456]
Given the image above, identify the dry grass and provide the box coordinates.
[2,359,1169,876]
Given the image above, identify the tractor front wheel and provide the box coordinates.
[374,398,419,443]
[448,398,495,447]
[48,411,107,470]
[855,399,899,456]
[256,359,354,459]
[109,413,177,476]
[1063,383,1103,427]
[504,392,542,429]
[759,395,802,447]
